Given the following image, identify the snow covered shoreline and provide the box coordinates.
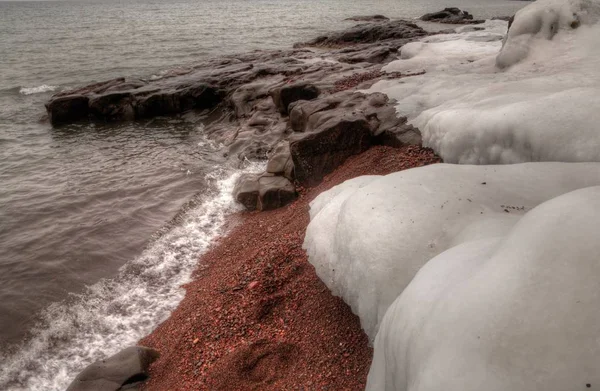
[306,0,600,389]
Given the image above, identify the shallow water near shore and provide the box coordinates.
[0,0,525,389]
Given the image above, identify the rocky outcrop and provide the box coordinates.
[46,79,223,125]
[297,20,427,47]
[286,91,421,186]
[420,8,484,24]
[45,18,430,211]
[46,20,427,127]
[66,346,159,391]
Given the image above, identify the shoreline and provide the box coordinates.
[139,145,441,390]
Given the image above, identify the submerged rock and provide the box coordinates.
[66,346,159,391]
[344,15,390,22]
[420,7,484,24]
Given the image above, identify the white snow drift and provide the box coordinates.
[367,186,600,391]
[304,163,600,340]
[367,0,600,164]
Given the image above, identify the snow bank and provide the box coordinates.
[367,0,600,164]
[497,0,600,68]
[367,186,600,391]
[304,162,600,339]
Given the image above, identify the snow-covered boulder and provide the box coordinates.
[367,186,600,391]
[304,162,600,339]
[368,0,600,164]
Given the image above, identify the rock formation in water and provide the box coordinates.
[420,7,484,24]
[344,15,390,22]
[45,18,435,210]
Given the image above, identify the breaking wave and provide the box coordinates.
[0,162,264,391]
[19,85,58,95]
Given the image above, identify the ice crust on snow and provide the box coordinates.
[367,0,600,164]
[367,186,600,391]
[304,162,600,340]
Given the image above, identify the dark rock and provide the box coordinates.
[66,346,159,391]
[135,84,221,118]
[298,20,427,47]
[234,174,261,210]
[287,90,423,186]
[271,83,320,114]
[508,14,515,30]
[233,173,296,211]
[290,114,372,186]
[374,123,422,147]
[344,15,390,22]
[257,175,296,211]
[89,91,136,122]
[491,16,513,22]
[45,94,90,125]
[420,8,484,24]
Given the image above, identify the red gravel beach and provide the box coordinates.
[140,145,441,390]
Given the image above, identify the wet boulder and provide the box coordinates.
[257,175,297,211]
[66,346,159,391]
[234,173,297,211]
[233,174,261,210]
[271,83,320,114]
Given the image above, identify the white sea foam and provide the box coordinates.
[19,85,58,95]
[0,162,264,391]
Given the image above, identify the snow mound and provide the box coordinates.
[497,0,600,68]
[368,0,600,164]
[367,186,600,391]
[304,162,600,339]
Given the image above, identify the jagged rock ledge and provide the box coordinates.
[45,17,437,212]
